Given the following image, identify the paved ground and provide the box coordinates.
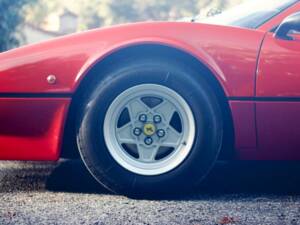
[1,160,300,225]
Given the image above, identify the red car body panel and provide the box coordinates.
[0,98,70,160]
[0,23,265,96]
[257,33,300,97]
[255,5,300,160]
[229,101,257,150]
[255,102,300,160]
[0,2,300,161]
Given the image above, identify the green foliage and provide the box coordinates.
[0,0,36,52]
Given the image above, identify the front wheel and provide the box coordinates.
[77,59,223,196]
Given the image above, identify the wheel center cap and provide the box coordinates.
[143,123,156,136]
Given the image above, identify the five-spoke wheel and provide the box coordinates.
[104,84,195,175]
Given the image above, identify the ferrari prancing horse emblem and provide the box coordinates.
[143,123,156,136]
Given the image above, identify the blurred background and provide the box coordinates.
[0,0,243,52]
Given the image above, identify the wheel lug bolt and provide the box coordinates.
[153,115,162,123]
[133,128,142,136]
[144,137,153,145]
[157,129,166,138]
[139,114,147,123]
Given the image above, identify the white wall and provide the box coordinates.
[22,24,58,45]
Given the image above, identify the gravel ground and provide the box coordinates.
[1,160,300,225]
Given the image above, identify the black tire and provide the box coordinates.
[76,58,223,196]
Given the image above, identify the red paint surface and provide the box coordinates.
[0,23,264,96]
[257,33,300,97]
[229,101,257,150]
[255,102,300,160]
[254,5,300,162]
[0,98,70,160]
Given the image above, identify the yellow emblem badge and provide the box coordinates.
[143,123,156,136]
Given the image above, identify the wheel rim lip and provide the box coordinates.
[103,84,196,176]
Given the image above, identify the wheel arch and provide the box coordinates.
[61,44,235,160]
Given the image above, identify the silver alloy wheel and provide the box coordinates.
[103,84,196,176]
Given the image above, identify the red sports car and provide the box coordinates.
[0,0,300,195]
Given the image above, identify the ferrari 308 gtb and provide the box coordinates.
[0,0,300,195]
